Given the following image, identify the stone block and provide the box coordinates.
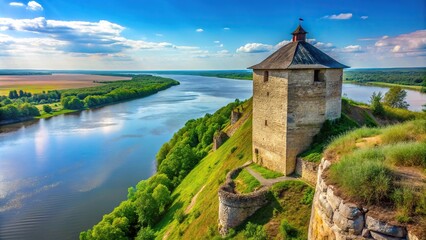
[366,216,406,238]
[333,211,364,235]
[370,231,405,240]
[327,187,341,211]
[318,193,333,221]
[339,202,362,219]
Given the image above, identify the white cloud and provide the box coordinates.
[360,16,368,20]
[236,43,273,53]
[9,2,24,7]
[196,28,204,32]
[0,17,199,55]
[214,40,220,44]
[26,1,43,11]
[223,27,230,30]
[374,30,426,55]
[155,33,163,37]
[219,43,224,47]
[323,13,353,20]
[340,45,363,53]
[217,50,229,54]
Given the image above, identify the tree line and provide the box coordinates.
[344,68,426,88]
[0,75,179,122]
[80,99,244,240]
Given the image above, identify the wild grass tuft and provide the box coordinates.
[325,127,380,160]
[381,119,426,144]
[329,148,392,204]
[383,142,426,167]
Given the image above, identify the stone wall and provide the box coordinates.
[213,131,229,151]
[252,69,289,174]
[295,158,318,186]
[309,158,419,240]
[218,167,269,235]
[231,110,242,125]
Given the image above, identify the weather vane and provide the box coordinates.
[299,18,304,25]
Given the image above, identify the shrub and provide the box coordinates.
[174,209,186,223]
[243,222,267,240]
[280,219,300,239]
[136,227,156,240]
[300,188,314,205]
[230,146,237,153]
[43,104,53,113]
[370,91,385,116]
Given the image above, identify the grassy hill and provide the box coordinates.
[153,102,313,240]
[81,96,425,240]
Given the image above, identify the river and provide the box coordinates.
[0,76,425,239]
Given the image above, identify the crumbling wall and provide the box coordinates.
[218,167,269,235]
[213,131,229,151]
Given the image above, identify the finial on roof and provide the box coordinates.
[292,23,307,42]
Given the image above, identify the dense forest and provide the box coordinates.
[0,75,179,123]
[80,99,244,240]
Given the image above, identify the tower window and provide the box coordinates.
[314,70,325,82]
[255,148,259,154]
[263,71,269,82]
[265,120,268,126]
[267,92,270,97]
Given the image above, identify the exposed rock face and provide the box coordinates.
[212,131,229,151]
[218,167,269,235]
[308,158,417,240]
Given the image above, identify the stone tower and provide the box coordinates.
[249,24,348,175]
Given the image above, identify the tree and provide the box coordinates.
[8,90,18,99]
[136,227,156,240]
[135,191,158,226]
[370,92,385,116]
[383,87,409,109]
[152,184,171,214]
[43,105,53,113]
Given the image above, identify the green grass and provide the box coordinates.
[153,100,313,239]
[153,107,253,239]
[327,119,426,225]
[250,163,283,179]
[299,111,360,162]
[232,181,313,239]
[34,102,79,118]
[383,106,426,121]
[234,169,261,193]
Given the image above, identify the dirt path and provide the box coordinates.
[185,185,206,214]
[245,166,298,187]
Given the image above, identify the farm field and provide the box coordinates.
[0,74,131,96]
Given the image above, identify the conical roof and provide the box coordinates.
[292,25,307,34]
[248,41,349,70]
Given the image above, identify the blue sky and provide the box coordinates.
[0,0,425,70]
